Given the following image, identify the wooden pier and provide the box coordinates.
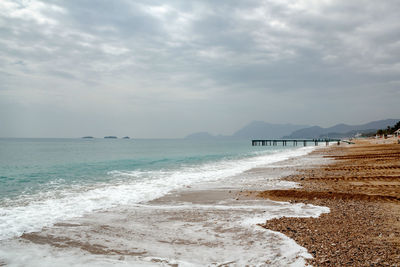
[252,139,341,146]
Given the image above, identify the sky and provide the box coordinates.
[0,0,399,138]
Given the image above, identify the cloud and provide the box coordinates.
[0,0,64,25]
[0,0,399,137]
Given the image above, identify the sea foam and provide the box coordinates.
[0,147,315,241]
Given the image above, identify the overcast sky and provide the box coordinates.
[1,0,399,138]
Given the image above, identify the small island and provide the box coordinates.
[122,136,130,139]
[104,136,117,139]
[82,136,94,139]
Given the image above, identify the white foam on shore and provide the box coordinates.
[0,200,329,266]
[0,145,330,266]
[0,147,315,241]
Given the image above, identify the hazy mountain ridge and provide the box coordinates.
[185,119,399,140]
[184,132,228,140]
[284,119,399,139]
[232,121,309,139]
[185,121,309,140]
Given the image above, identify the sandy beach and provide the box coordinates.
[256,139,400,265]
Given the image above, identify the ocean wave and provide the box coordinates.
[0,146,315,240]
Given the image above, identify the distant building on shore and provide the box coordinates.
[395,129,400,137]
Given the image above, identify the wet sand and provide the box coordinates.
[255,139,400,266]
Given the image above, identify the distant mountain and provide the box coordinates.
[185,121,309,140]
[185,132,216,140]
[233,121,310,139]
[184,119,399,140]
[285,119,399,139]
[283,126,325,139]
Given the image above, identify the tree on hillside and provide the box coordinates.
[393,121,400,131]
[376,121,400,135]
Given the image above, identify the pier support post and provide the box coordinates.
[252,139,342,148]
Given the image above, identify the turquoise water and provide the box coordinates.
[0,138,303,240]
[0,138,326,266]
[0,138,291,200]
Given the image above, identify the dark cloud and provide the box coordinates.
[0,0,399,137]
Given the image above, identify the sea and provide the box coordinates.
[0,138,329,266]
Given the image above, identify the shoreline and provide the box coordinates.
[254,139,400,265]
[1,145,330,266]
[4,141,398,265]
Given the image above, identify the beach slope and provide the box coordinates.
[257,140,400,265]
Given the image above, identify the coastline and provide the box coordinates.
[0,145,330,266]
[2,140,399,265]
[255,139,400,265]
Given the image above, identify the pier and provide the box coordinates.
[252,139,341,146]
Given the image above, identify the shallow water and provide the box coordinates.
[0,138,330,266]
